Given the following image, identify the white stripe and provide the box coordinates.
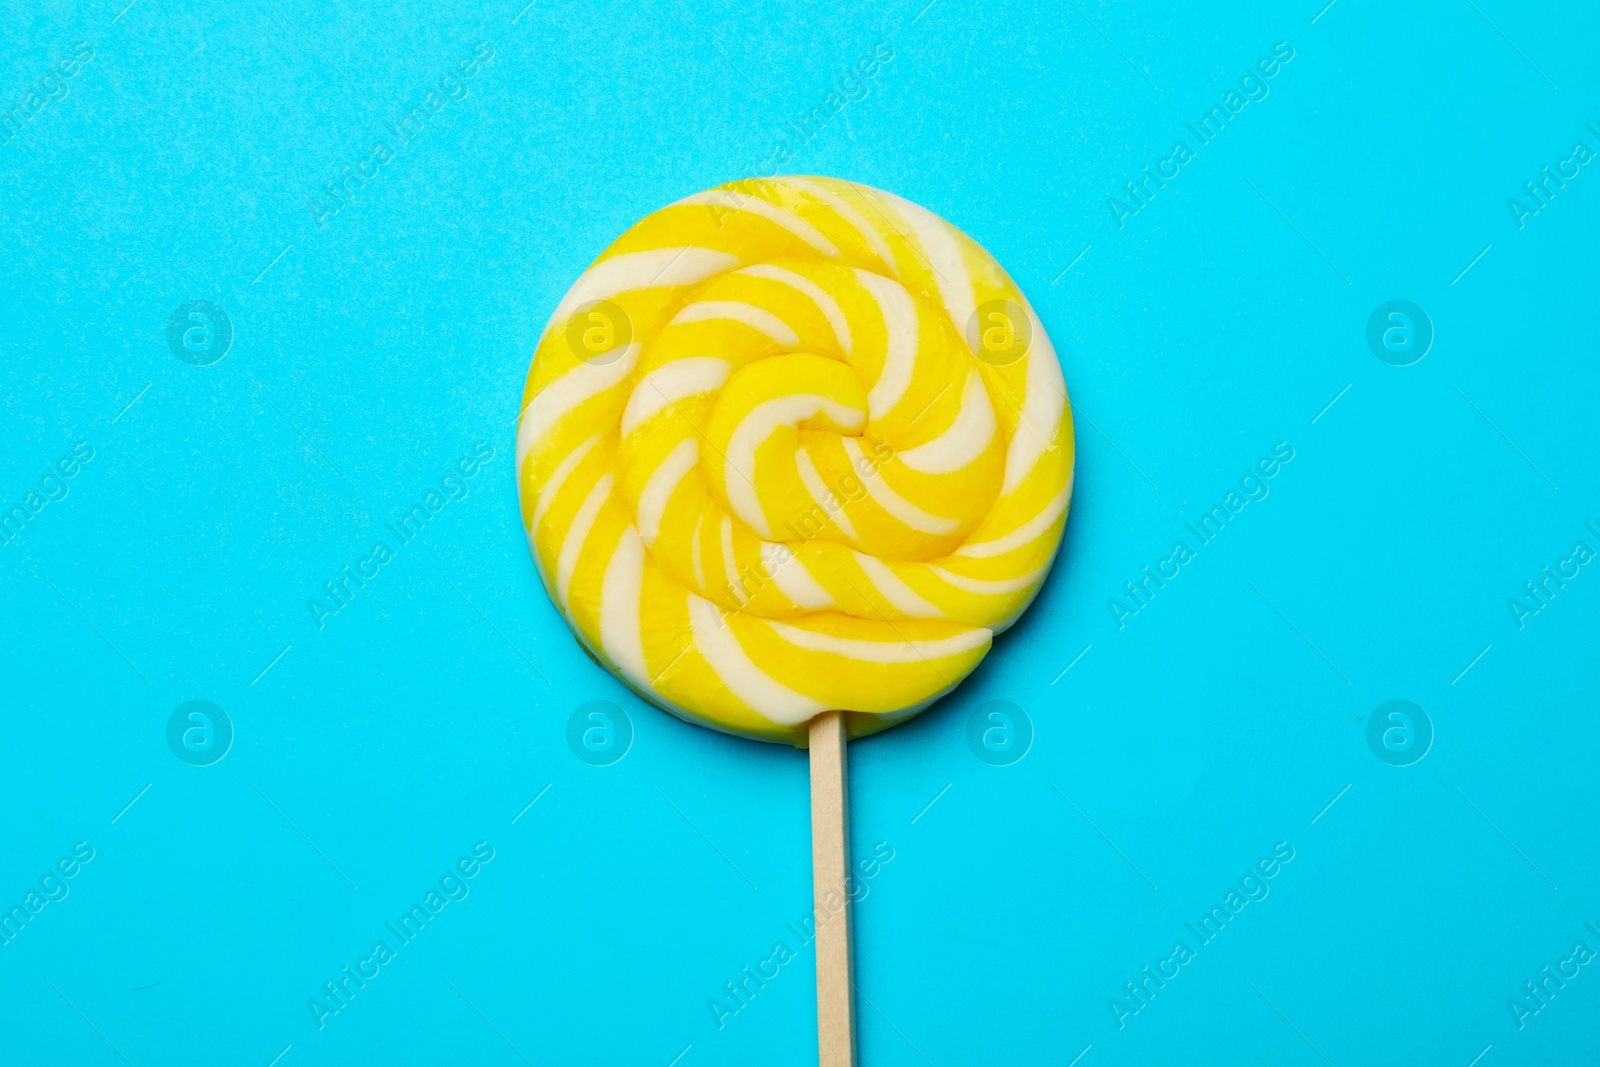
[669,301,800,348]
[556,474,613,612]
[531,435,600,534]
[853,553,943,617]
[952,488,1069,558]
[688,595,825,724]
[599,526,647,683]
[1003,306,1068,494]
[761,542,834,609]
[855,269,919,420]
[619,357,729,439]
[516,344,639,462]
[793,446,857,539]
[725,395,866,538]
[841,438,960,535]
[736,264,852,355]
[540,247,739,342]
[677,189,841,257]
[878,191,974,349]
[764,619,989,663]
[636,439,698,546]
[787,177,899,273]
[926,565,1045,595]
[897,370,995,474]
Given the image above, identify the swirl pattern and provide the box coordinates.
[516,177,1074,744]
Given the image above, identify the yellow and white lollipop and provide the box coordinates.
[516,176,1073,1063]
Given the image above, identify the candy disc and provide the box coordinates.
[516,177,1074,745]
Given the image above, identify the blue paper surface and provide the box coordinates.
[2,0,1597,1063]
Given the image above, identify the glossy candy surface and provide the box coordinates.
[516,177,1074,744]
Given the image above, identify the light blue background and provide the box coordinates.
[2,0,1597,1064]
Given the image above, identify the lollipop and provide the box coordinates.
[516,176,1073,1063]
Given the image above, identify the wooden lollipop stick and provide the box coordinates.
[809,711,856,1067]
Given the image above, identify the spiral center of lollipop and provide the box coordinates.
[702,352,867,537]
[623,261,1005,570]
